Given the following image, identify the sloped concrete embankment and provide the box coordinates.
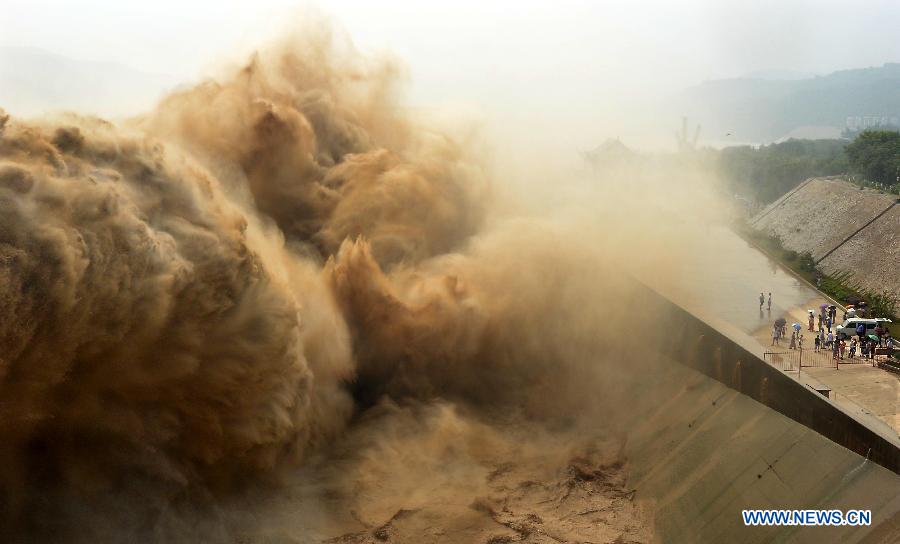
[628,283,900,543]
[751,177,900,300]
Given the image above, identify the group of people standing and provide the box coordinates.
[808,305,840,333]
[813,330,879,361]
[770,321,799,348]
[765,294,891,362]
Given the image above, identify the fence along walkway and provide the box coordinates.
[763,346,879,373]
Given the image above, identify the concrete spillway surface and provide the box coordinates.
[626,225,900,542]
[623,300,900,543]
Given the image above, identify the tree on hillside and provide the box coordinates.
[717,139,849,203]
[845,130,900,188]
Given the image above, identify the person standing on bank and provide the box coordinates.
[759,293,765,310]
[767,293,772,311]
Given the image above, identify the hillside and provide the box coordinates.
[674,64,900,142]
[751,178,900,300]
[0,46,178,117]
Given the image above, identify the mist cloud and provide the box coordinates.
[0,20,700,542]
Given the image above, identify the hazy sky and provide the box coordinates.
[3,0,900,152]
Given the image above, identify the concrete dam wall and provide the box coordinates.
[630,282,900,542]
[750,177,900,300]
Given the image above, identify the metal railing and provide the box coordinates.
[763,347,840,374]
[763,345,880,374]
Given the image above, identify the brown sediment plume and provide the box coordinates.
[142,30,486,268]
[0,21,688,543]
[323,222,629,415]
[0,112,355,529]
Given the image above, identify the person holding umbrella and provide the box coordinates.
[774,317,787,339]
[791,323,801,349]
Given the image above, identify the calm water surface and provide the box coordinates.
[650,225,822,335]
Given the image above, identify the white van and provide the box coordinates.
[835,317,892,339]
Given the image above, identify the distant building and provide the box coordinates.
[845,115,899,131]
[581,139,635,174]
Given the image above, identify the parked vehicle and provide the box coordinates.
[835,317,893,339]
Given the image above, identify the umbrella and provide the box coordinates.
[820,304,828,310]
[792,323,802,331]
[775,318,787,326]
